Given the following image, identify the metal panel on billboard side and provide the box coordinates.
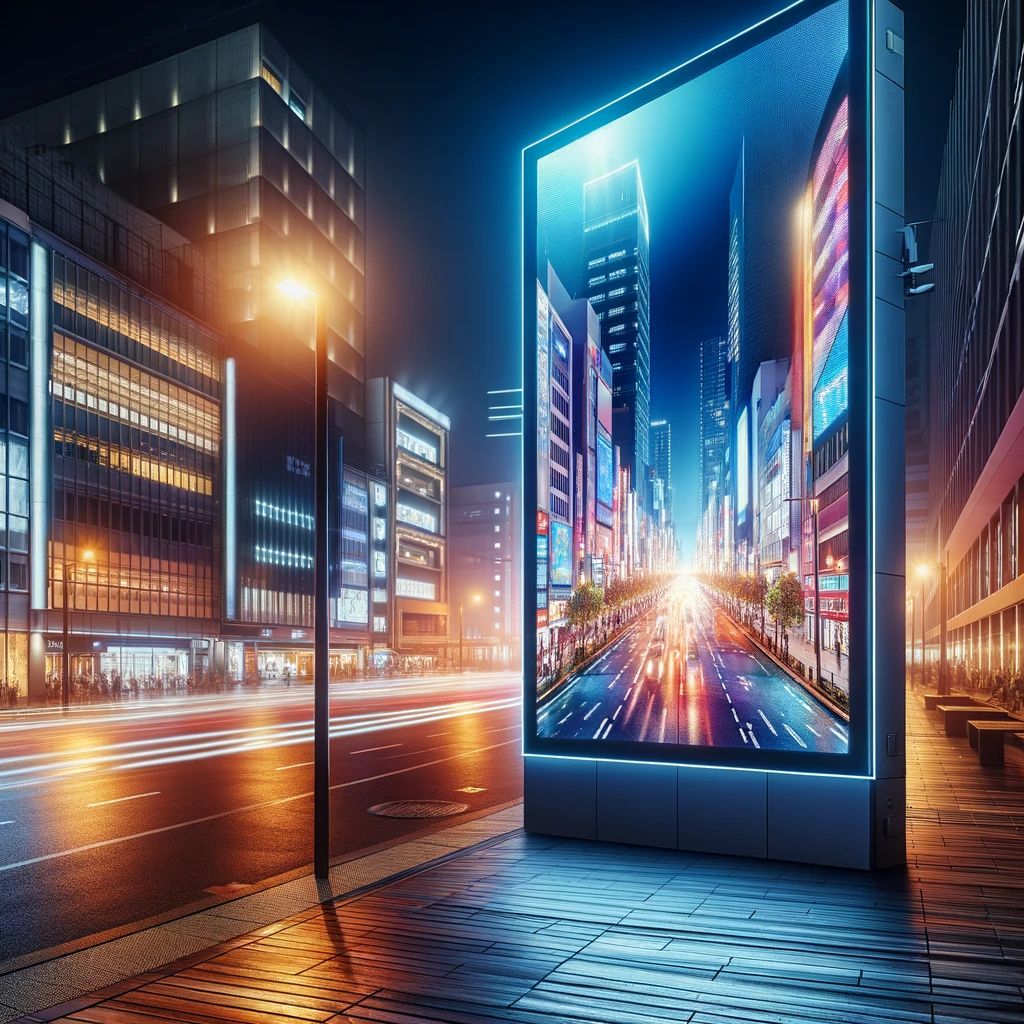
[523,0,905,868]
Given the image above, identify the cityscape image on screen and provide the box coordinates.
[532,0,852,754]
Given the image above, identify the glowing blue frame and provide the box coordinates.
[522,0,876,779]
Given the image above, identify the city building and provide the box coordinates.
[750,359,791,579]
[365,377,451,667]
[925,0,1022,676]
[804,69,851,659]
[582,163,651,506]
[0,122,223,701]
[4,19,371,673]
[698,335,729,570]
[534,276,574,662]
[449,482,520,669]
[649,420,672,530]
[545,264,615,587]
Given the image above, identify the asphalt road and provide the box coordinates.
[538,580,848,753]
[0,671,522,965]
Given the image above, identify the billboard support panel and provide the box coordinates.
[522,0,905,869]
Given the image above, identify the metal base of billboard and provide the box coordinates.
[524,756,906,870]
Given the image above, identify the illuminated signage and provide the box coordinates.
[549,521,572,588]
[525,0,866,775]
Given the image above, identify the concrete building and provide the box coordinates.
[366,377,451,667]
[449,482,520,669]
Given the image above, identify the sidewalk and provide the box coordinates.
[4,695,1024,1024]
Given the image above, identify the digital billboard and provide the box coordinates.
[525,0,870,775]
[550,520,573,588]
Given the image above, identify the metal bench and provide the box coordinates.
[936,704,1010,738]
[966,720,1024,767]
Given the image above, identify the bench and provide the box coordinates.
[936,704,1010,738]
[924,693,985,711]
[966,720,1024,767]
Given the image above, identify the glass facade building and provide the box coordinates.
[925,0,1023,676]
[0,120,225,702]
[6,22,370,661]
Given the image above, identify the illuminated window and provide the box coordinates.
[396,503,437,532]
[588,275,606,286]
[609,342,626,354]
[261,62,282,95]
[289,93,307,121]
[396,578,435,600]
[587,256,606,267]
[373,615,387,632]
[608,324,625,335]
[608,306,626,317]
[608,286,626,298]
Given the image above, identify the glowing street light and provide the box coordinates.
[917,559,948,695]
[277,277,331,879]
[63,548,94,708]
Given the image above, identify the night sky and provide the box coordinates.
[0,0,965,494]
[535,1,847,557]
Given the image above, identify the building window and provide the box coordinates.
[396,502,437,533]
[374,615,387,633]
[261,62,282,95]
[396,577,435,600]
[289,93,307,122]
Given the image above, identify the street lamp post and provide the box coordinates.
[278,280,330,880]
[908,591,916,687]
[62,549,94,708]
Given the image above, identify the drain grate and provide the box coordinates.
[368,800,469,819]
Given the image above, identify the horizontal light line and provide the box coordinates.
[486,389,523,394]
[351,744,401,754]
[87,791,160,808]
[0,740,518,875]
[488,414,522,421]
[486,432,523,438]
[274,761,313,771]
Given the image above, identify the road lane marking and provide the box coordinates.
[0,739,519,875]
[625,687,633,700]
[351,743,402,754]
[426,732,449,738]
[757,710,778,736]
[783,724,808,748]
[0,820,14,825]
[804,724,820,737]
[601,721,613,739]
[739,728,748,744]
[594,718,608,739]
[275,761,314,771]
[583,702,601,721]
[745,724,761,749]
[613,703,623,720]
[830,727,849,744]
[558,712,573,725]
[725,693,732,704]
[87,791,160,808]
[731,708,739,723]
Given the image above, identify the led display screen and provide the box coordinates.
[550,520,573,588]
[525,0,867,772]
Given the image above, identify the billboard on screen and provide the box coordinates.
[524,0,871,776]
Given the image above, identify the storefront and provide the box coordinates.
[225,640,362,681]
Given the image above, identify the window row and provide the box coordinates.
[54,489,217,547]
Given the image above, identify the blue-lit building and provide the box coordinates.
[582,163,650,510]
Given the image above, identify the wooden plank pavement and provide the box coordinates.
[20,692,1024,1024]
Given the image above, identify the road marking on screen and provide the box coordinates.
[830,727,849,744]
[783,724,807,748]
[0,820,14,826]
[601,721,613,739]
[351,744,403,755]
[804,724,820,737]
[275,761,314,771]
[613,704,623,720]
[583,703,601,721]
[732,708,739,723]
[739,729,748,744]
[594,718,609,739]
[746,724,761,749]
[87,791,160,808]
[757,710,777,736]
[558,712,573,725]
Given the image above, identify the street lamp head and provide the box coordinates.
[917,563,930,579]
[276,279,313,301]
[82,549,95,562]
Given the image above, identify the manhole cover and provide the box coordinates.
[367,800,469,819]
